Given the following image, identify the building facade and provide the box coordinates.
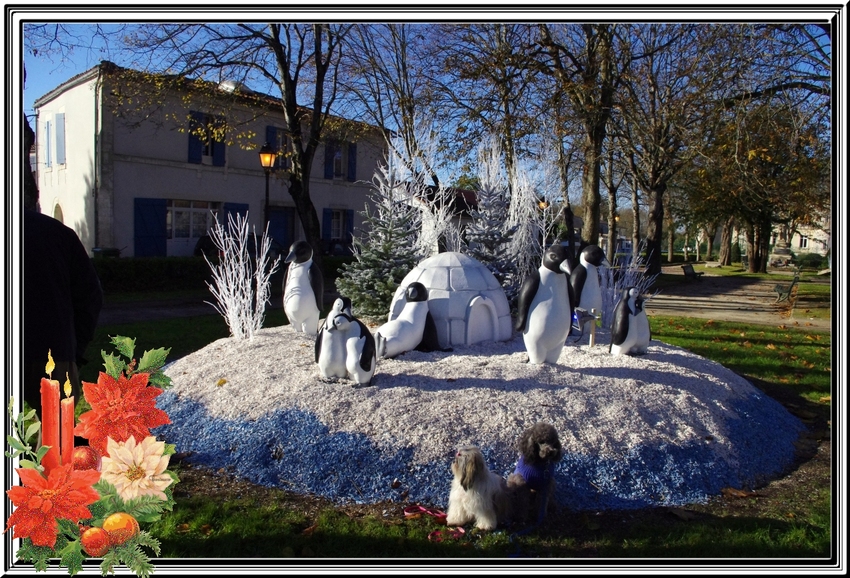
[33,62,385,258]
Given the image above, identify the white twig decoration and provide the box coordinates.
[203,211,281,340]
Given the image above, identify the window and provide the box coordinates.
[188,111,226,166]
[266,126,292,171]
[799,236,809,249]
[55,113,66,165]
[331,210,343,240]
[323,140,357,181]
[166,200,220,240]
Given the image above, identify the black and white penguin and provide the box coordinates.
[570,245,609,335]
[283,240,324,335]
[315,297,351,380]
[610,287,650,356]
[375,282,435,359]
[343,311,377,388]
[515,244,574,364]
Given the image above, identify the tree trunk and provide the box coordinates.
[758,219,772,273]
[745,222,757,273]
[605,148,618,262]
[581,129,604,248]
[718,216,734,266]
[663,190,674,263]
[645,183,665,275]
[631,173,641,260]
[695,230,701,261]
[287,174,324,271]
[703,226,714,261]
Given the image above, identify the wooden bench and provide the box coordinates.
[681,263,704,281]
[774,272,800,303]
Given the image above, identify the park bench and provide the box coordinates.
[774,271,800,303]
[681,263,704,281]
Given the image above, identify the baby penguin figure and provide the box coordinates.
[506,422,563,527]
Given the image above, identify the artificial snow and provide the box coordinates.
[154,325,804,511]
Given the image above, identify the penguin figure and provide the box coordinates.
[283,240,324,335]
[610,287,650,356]
[570,245,610,336]
[515,244,574,364]
[375,282,434,359]
[630,294,652,355]
[315,297,351,380]
[343,311,377,388]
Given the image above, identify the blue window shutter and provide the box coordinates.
[45,121,52,168]
[55,114,66,165]
[134,198,167,257]
[347,142,357,182]
[324,140,335,179]
[322,208,332,240]
[212,135,226,167]
[188,111,204,164]
[222,202,249,225]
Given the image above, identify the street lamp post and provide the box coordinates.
[258,142,277,227]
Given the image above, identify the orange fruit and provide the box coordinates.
[102,512,140,546]
[80,526,111,557]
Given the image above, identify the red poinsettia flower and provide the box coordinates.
[5,464,101,548]
[74,371,171,455]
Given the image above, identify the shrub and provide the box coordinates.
[92,257,214,292]
[795,252,825,270]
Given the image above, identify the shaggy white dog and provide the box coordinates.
[445,446,511,530]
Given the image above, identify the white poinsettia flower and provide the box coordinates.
[100,435,172,501]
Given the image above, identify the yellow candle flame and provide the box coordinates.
[45,349,55,379]
[64,373,72,398]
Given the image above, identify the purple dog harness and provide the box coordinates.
[512,455,555,491]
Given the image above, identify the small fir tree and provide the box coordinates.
[464,139,519,305]
[336,157,422,321]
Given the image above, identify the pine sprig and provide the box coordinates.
[90,478,176,524]
[57,538,86,576]
[16,536,61,571]
[99,531,160,578]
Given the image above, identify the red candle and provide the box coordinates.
[39,378,61,476]
[61,396,75,467]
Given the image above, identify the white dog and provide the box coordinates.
[445,446,512,531]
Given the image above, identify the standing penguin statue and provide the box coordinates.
[283,240,324,335]
[610,287,651,356]
[570,245,609,336]
[343,305,377,388]
[315,297,377,386]
[515,244,574,364]
[315,297,351,380]
[375,282,438,359]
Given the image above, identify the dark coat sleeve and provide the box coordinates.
[64,223,103,364]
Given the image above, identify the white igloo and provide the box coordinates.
[387,252,513,349]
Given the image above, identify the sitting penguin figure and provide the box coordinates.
[315,297,351,380]
[515,244,574,364]
[283,240,324,335]
[570,245,609,336]
[610,287,651,356]
[375,282,437,359]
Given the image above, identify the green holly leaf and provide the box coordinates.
[101,352,126,379]
[147,371,173,390]
[163,443,177,456]
[57,538,85,576]
[110,335,136,360]
[137,347,170,373]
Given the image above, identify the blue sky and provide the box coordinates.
[25,56,95,117]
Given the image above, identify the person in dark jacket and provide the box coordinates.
[23,209,103,424]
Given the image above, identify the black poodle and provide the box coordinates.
[506,422,563,527]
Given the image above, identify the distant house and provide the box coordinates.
[33,61,386,258]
